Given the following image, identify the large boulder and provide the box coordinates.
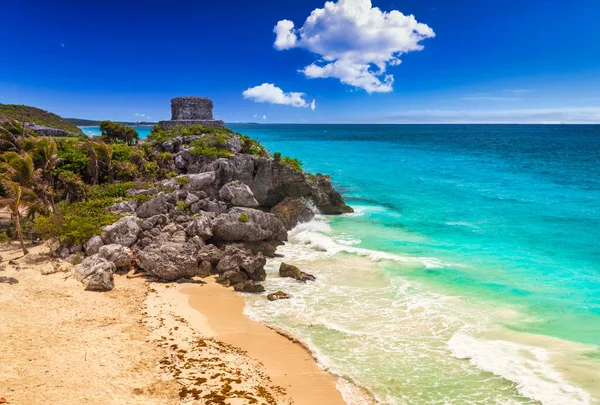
[84,235,104,256]
[219,181,259,208]
[270,197,315,230]
[186,172,216,191]
[135,193,174,218]
[233,280,265,294]
[101,216,141,247]
[97,244,134,269]
[186,212,215,240]
[279,262,316,282]
[73,255,116,292]
[212,208,287,243]
[136,242,199,281]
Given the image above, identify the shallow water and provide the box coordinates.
[229,124,600,405]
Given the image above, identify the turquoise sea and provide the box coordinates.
[85,124,600,404]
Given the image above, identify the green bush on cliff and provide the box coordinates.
[281,156,303,171]
[239,213,249,223]
[147,124,233,145]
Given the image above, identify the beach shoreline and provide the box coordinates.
[0,242,350,405]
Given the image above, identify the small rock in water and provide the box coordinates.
[267,291,292,301]
[279,262,316,282]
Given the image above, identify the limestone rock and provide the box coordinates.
[212,208,287,243]
[84,235,104,256]
[186,212,215,240]
[267,291,292,301]
[73,255,115,292]
[270,197,315,230]
[197,244,224,266]
[279,262,316,282]
[97,244,134,268]
[101,216,141,247]
[233,280,265,294]
[190,198,227,214]
[219,181,259,208]
[136,193,173,218]
[136,242,199,281]
[216,270,248,285]
[186,172,216,192]
[108,200,138,214]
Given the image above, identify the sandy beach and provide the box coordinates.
[0,242,346,405]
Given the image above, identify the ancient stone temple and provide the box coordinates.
[158,96,225,129]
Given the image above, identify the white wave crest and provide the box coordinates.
[289,216,443,268]
[448,332,591,405]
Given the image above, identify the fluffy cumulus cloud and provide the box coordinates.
[243,83,316,110]
[273,0,435,93]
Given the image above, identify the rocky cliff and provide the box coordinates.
[73,129,352,292]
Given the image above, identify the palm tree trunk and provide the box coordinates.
[14,209,28,255]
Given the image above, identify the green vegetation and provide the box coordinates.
[99,121,139,145]
[176,201,189,211]
[0,113,275,251]
[0,104,82,133]
[147,124,233,145]
[281,156,303,171]
[34,198,120,247]
[176,176,190,186]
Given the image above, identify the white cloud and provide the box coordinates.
[263,115,267,120]
[243,83,316,110]
[135,113,146,117]
[382,107,600,124]
[274,0,434,93]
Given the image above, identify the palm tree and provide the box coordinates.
[0,180,43,255]
[0,120,33,152]
[23,137,62,212]
[81,139,112,184]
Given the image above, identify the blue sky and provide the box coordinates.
[1,0,600,123]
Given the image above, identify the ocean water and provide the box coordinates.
[227,124,600,405]
[83,124,600,404]
[80,125,153,138]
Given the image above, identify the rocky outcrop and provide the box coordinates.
[215,245,266,282]
[212,208,287,243]
[233,280,265,294]
[186,212,215,240]
[101,216,141,247]
[136,242,199,281]
[108,200,138,214]
[97,244,134,269]
[219,181,259,208]
[73,255,116,292]
[84,235,104,256]
[136,193,174,218]
[270,197,315,230]
[279,262,316,282]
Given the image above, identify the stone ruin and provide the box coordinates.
[158,96,225,130]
